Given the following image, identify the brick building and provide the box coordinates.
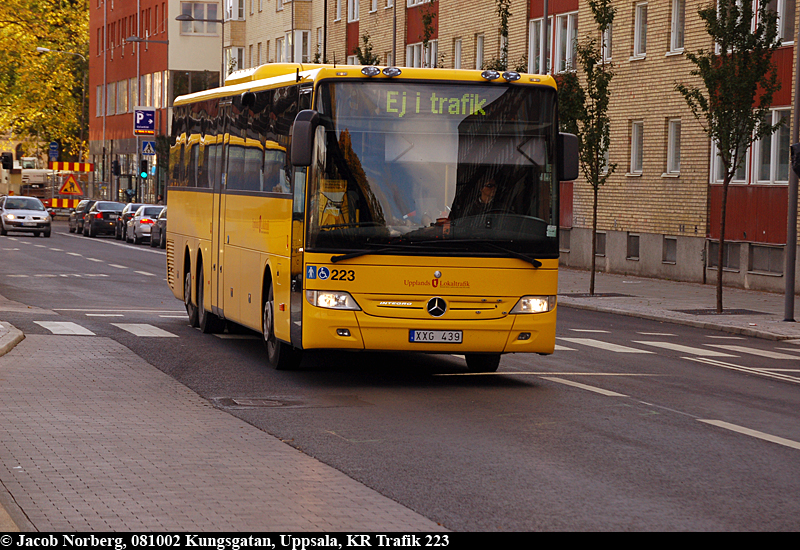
[89,0,800,292]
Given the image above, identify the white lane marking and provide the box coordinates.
[159,314,188,318]
[134,270,156,277]
[34,244,46,248]
[67,252,82,257]
[706,335,745,339]
[34,321,95,336]
[637,332,676,336]
[49,248,63,251]
[108,264,128,269]
[6,274,28,277]
[684,357,800,384]
[555,344,576,351]
[86,258,104,262]
[54,308,184,313]
[569,329,610,333]
[704,344,800,360]
[111,323,178,337]
[540,376,627,397]
[634,341,736,357]
[2,248,20,251]
[558,337,654,353]
[698,420,800,451]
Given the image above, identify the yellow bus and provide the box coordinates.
[167,63,578,372]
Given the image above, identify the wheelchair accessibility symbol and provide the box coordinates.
[318,267,330,280]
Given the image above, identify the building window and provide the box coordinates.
[335,0,341,21]
[475,34,484,70]
[406,40,437,68]
[453,38,462,69]
[595,232,606,257]
[407,0,430,6]
[348,0,359,22]
[602,23,613,61]
[294,30,310,63]
[667,119,681,174]
[528,17,552,74]
[670,0,685,51]
[630,121,644,174]
[371,0,377,11]
[106,82,116,116]
[276,37,284,63]
[662,236,677,264]
[757,108,791,183]
[226,0,245,20]
[712,141,749,183]
[634,2,648,57]
[257,42,262,65]
[767,0,796,43]
[708,241,740,271]
[627,233,640,260]
[180,2,219,35]
[96,85,103,117]
[555,12,578,72]
[117,79,128,114]
[750,244,784,274]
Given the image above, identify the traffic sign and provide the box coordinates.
[142,141,156,156]
[49,142,59,161]
[134,106,156,136]
[58,174,83,196]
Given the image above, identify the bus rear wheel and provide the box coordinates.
[262,285,300,370]
[184,269,199,328]
[465,354,501,373]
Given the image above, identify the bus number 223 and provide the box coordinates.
[331,269,355,281]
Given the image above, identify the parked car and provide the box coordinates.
[68,199,96,234]
[0,195,52,237]
[83,201,125,237]
[127,205,164,244]
[149,206,167,249]
[116,202,145,241]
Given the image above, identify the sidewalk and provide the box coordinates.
[1,270,799,531]
[558,268,800,342]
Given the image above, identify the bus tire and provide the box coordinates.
[465,353,501,373]
[197,263,224,333]
[184,268,199,328]
[263,285,301,370]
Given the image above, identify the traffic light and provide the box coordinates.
[1,152,12,170]
[140,159,149,179]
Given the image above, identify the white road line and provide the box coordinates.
[86,314,124,317]
[554,344,576,351]
[159,314,188,318]
[540,376,627,397]
[2,248,20,251]
[637,332,676,336]
[67,252,82,257]
[706,335,745,339]
[569,329,610,333]
[558,337,654,353]
[86,258,104,262]
[134,271,156,277]
[108,264,128,269]
[704,344,800,360]
[49,248,63,251]
[698,419,800,451]
[684,356,800,384]
[633,341,736,357]
[111,323,178,337]
[34,321,95,336]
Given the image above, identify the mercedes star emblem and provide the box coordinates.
[427,297,447,317]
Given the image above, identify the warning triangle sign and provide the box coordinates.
[59,174,83,196]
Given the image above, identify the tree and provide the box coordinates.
[352,32,381,66]
[483,0,527,72]
[675,0,781,313]
[0,0,89,160]
[558,0,616,295]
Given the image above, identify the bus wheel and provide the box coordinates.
[197,264,224,333]
[184,269,199,328]
[262,285,301,370]
[465,354,501,373]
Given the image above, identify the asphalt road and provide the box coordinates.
[2,221,800,531]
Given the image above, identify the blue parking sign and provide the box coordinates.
[134,106,156,136]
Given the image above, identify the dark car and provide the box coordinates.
[149,206,167,249]
[83,201,125,237]
[0,195,52,237]
[115,203,145,241]
[68,199,96,234]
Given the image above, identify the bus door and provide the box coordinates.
[211,101,232,319]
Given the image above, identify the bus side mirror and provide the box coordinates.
[559,133,579,182]
[291,110,320,167]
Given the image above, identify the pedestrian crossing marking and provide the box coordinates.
[558,337,654,353]
[704,344,800,360]
[34,321,95,336]
[633,341,736,357]
[111,323,178,337]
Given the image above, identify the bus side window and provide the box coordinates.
[293,167,306,216]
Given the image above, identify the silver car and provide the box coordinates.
[127,204,164,245]
[0,195,52,237]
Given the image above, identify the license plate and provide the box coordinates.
[109,214,117,219]
[23,222,37,226]
[409,330,462,343]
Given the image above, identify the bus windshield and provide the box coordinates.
[306,81,559,259]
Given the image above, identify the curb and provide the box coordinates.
[0,322,24,357]
[559,299,800,342]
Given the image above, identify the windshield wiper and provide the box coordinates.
[329,243,419,263]
[421,239,543,268]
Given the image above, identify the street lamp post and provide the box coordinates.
[175,14,226,87]
[35,47,87,162]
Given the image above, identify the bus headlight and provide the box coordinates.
[306,290,361,310]
[510,295,556,314]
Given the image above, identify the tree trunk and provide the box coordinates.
[590,184,598,295]
[717,175,731,314]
